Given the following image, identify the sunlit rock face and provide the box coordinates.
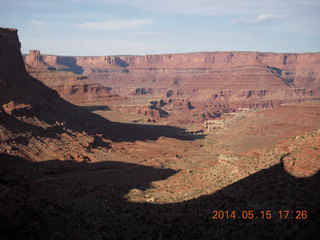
[23,49,320,122]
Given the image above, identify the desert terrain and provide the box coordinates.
[1,27,320,239]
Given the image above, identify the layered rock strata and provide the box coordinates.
[24,49,320,121]
[0,28,113,161]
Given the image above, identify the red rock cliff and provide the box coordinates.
[27,51,320,69]
[0,27,115,161]
[23,47,320,122]
[24,51,320,89]
[0,28,26,79]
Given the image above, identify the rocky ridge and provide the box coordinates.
[0,28,114,162]
[24,49,320,122]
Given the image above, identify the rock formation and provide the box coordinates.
[0,28,195,161]
[24,50,122,105]
[24,49,320,122]
[0,28,114,161]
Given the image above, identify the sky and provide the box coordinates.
[0,0,319,56]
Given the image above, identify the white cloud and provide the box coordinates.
[76,18,153,31]
[211,31,248,37]
[126,31,169,37]
[28,20,47,26]
[257,14,287,22]
[85,0,257,15]
[232,14,287,25]
[77,0,313,15]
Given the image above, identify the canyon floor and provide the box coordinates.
[1,100,320,239]
[80,100,320,203]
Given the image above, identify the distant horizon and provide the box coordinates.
[2,0,319,55]
[21,48,320,57]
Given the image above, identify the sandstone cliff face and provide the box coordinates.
[38,51,319,70]
[0,30,60,106]
[0,28,114,162]
[0,28,26,79]
[24,50,123,105]
[23,47,320,122]
[24,50,320,91]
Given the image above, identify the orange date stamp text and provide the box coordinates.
[211,210,308,220]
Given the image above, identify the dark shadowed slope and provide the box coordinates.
[0,153,319,240]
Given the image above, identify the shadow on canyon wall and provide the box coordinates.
[0,153,319,240]
[54,56,129,74]
[56,56,84,75]
[0,74,205,143]
[80,105,111,111]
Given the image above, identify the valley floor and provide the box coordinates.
[1,101,320,239]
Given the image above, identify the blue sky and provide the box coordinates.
[1,0,319,55]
